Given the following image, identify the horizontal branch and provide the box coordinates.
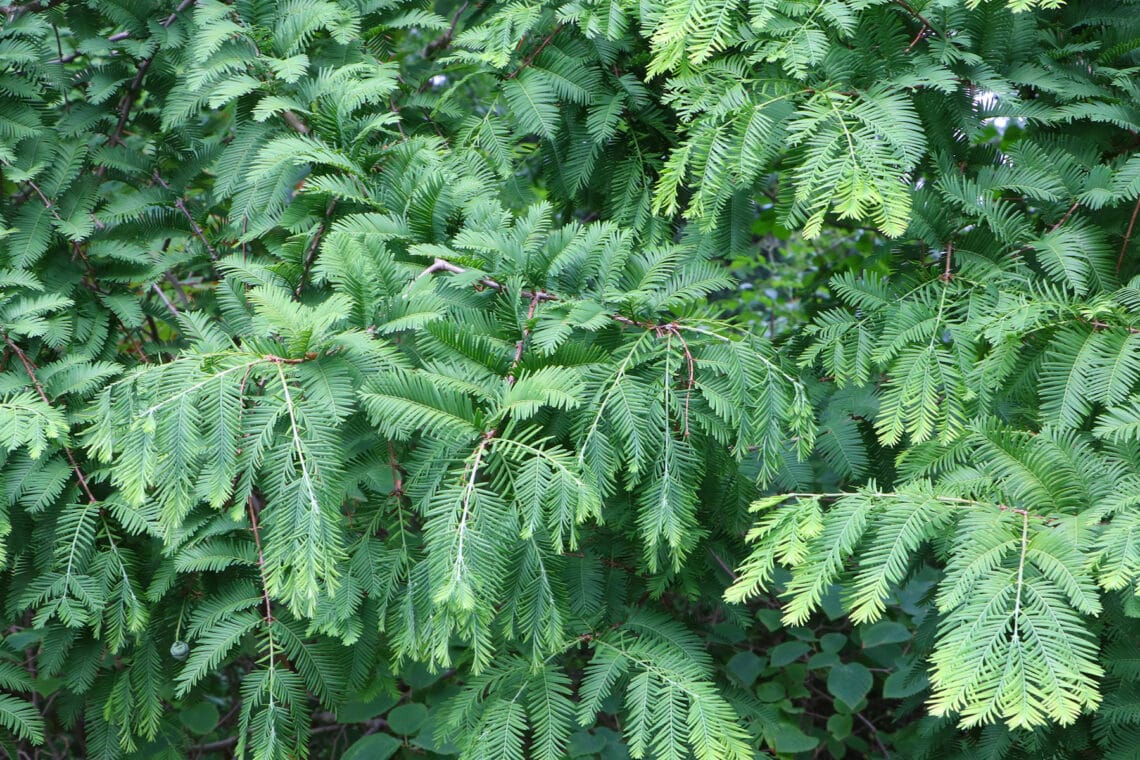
[769,490,1055,522]
[414,257,555,301]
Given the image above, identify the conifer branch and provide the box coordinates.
[139,359,267,416]
[3,0,67,20]
[415,257,555,301]
[281,111,311,135]
[5,0,1138,750]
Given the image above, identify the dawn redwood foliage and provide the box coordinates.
[2,0,1140,758]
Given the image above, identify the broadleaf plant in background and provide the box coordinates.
[2,0,1140,758]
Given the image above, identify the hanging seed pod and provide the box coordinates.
[170,640,190,661]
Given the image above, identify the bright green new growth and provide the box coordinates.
[3,0,1140,757]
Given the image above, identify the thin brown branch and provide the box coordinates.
[1118,195,1140,274]
[506,294,542,386]
[414,257,556,301]
[281,110,311,135]
[3,0,67,20]
[940,239,953,282]
[106,56,154,148]
[854,712,890,759]
[151,282,181,320]
[102,0,192,149]
[421,0,468,59]
[708,549,738,582]
[294,199,337,299]
[153,173,219,261]
[161,0,193,26]
[388,441,404,498]
[163,271,193,309]
[189,736,238,754]
[2,334,98,505]
[894,0,943,39]
[24,179,61,221]
[247,495,274,625]
[154,239,193,311]
[905,24,927,52]
[261,352,320,365]
[505,23,564,80]
[1048,200,1080,233]
[1085,318,1140,335]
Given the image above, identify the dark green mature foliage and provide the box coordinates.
[1,0,1140,758]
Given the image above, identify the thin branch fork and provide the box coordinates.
[894,0,944,42]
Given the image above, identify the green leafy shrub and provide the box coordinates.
[2,0,1140,758]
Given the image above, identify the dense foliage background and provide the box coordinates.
[2,0,1140,757]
